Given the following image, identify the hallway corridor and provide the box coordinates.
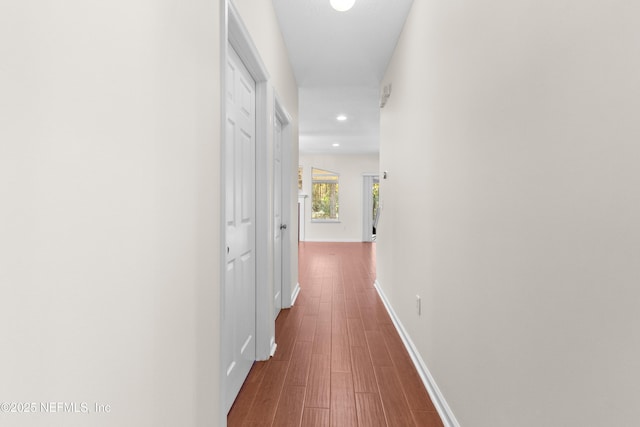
[228,242,443,426]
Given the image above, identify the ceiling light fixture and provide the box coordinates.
[332,143,340,147]
[330,0,356,12]
[336,114,347,121]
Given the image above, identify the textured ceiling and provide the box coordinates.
[272,0,414,154]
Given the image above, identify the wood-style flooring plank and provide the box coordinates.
[313,320,332,355]
[374,365,416,427]
[364,330,393,367]
[356,289,380,307]
[359,305,381,332]
[330,372,358,427]
[242,360,289,426]
[305,354,331,409]
[272,385,306,427]
[350,345,378,393]
[380,323,436,411]
[297,315,318,342]
[284,340,313,387]
[301,408,330,427]
[412,410,445,427]
[331,332,351,373]
[347,317,367,348]
[307,280,323,298]
[344,297,360,318]
[344,284,359,303]
[332,275,345,296]
[305,296,321,316]
[320,280,333,303]
[332,297,346,313]
[272,312,298,362]
[354,393,387,427]
[374,303,393,325]
[318,301,332,322]
[227,362,268,426]
[332,300,348,336]
[395,360,436,412]
[274,305,306,361]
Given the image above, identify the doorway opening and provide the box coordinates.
[362,174,380,242]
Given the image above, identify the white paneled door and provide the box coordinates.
[273,116,283,320]
[224,44,256,413]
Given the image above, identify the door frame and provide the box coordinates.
[221,1,274,419]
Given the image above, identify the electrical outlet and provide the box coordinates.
[416,295,421,315]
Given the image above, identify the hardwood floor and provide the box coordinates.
[228,242,443,427]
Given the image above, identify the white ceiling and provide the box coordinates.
[272,0,414,154]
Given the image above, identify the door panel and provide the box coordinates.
[224,44,256,413]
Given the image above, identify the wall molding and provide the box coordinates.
[374,280,460,427]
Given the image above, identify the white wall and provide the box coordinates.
[378,1,640,426]
[0,1,222,426]
[299,153,378,242]
[0,1,297,426]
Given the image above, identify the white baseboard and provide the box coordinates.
[374,280,460,427]
[290,282,301,306]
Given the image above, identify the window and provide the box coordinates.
[311,168,339,220]
[372,180,379,221]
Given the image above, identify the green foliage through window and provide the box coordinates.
[372,182,379,221]
[312,168,339,220]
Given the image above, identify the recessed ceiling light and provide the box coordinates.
[330,0,356,12]
[336,115,347,121]
[332,143,340,147]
